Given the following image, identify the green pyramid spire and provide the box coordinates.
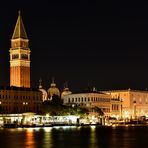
[12,11,28,39]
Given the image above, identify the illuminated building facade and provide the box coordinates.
[10,11,31,88]
[103,89,148,118]
[63,90,121,117]
[0,86,42,114]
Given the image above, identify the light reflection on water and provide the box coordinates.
[0,126,148,148]
[90,126,97,148]
[43,128,53,148]
[25,128,35,148]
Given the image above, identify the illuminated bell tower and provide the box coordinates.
[10,11,31,88]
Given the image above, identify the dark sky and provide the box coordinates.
[0,0,148,91]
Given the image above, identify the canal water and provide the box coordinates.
[0,125,148,148]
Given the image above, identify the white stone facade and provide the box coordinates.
[103,89,148,118]
[63,92,121,117]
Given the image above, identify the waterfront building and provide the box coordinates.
[63,89,121,117]
[0,86,42,114]
[103,89,148,118]
[10,11,31,88]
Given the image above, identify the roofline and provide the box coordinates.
[65,92,109,96]
[102,89,148,93]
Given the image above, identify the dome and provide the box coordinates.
[38,79,48,101]
[39,88,48,101]
[47,79,60,99]
[61,87,72,99]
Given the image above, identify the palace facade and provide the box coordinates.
[103,89,148,118]
[62,89,122,117]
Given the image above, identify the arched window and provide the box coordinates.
[78,98,80,102]
[72,98,74,102]
[75,98,77,102]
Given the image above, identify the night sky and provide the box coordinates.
[0,1,148,91]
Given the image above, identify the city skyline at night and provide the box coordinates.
[0,2,148,147]
[0,1,148,91]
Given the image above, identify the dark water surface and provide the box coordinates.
[0,125,148,148]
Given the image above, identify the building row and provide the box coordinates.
[40,79,148,119]
[1,11,148,120]
[62,88,148,119]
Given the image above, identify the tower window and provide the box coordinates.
[12,54,19,59]
[21,54,28,60]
